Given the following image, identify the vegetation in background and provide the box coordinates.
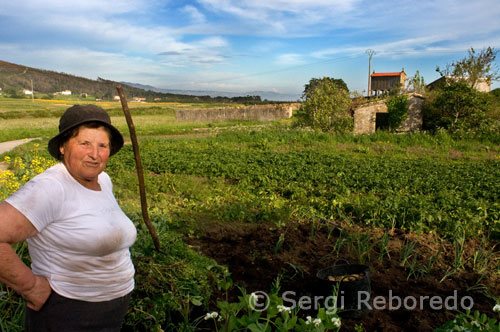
[406,70,426,94]
[0,98,281,142]
[423,82,490,132]
[436,47,499,89]
[422,46,500,142]
[295,77,352,132]
[302,77,349,97]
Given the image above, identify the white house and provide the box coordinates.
[23,89,33,95]
[427,76,491,92]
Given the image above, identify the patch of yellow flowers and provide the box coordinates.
[0,145,57,200]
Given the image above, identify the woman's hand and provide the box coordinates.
[22,275,52,311]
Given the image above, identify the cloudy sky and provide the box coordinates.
[1,0,499,99]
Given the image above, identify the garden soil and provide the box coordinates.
[187,221,500,332]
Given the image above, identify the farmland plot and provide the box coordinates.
[1,123,500,331]
[105,128,500,331]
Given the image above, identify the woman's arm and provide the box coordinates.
[0,201,51,311]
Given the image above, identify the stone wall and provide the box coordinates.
[400,94,424,132]
[175,104,299,122]
[353,93,424,134]
[353,100,387,135]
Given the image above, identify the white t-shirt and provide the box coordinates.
[5,163,137,302]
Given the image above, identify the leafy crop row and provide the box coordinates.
[110,137,500,239]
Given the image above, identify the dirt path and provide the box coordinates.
[0,138,38,170]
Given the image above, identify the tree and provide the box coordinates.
[423,81,489,131]
[296,77,352,132]
[436,47,499,89]
[407,70,426,93]
[4,87,23,98]
[302,77,348,99]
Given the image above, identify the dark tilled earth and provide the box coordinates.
[187,221,500,331]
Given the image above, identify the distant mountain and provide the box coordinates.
[121,82,301,102]
[0,60,299,103]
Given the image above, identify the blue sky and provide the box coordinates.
[0,0,499,99]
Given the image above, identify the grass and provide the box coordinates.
[0,97,279,142]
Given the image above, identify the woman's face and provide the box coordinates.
[59,126,111,189]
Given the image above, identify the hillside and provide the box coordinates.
[0,60,144,99]
[0,60,291,103]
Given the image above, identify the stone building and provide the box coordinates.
[353,93,424,134]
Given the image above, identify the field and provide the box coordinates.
[1,97,500,331]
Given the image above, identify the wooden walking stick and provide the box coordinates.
[116,84,161,251]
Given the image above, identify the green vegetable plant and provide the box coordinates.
[433,307,500,332]
[377,231,391,264]
[201,281,343,332]
[400,240,417,267]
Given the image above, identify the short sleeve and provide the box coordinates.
[5,176,64,232]
[99,171,113,192]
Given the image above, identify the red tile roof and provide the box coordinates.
[371,72,402,77]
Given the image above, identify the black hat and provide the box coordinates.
[48,104,124,160]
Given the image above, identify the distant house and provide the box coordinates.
[23,89,33,95]
[427,76,491,92]
[55,90,72,96]
[133,97,146,102]
[114,95,121,101]
[370,70,406,95]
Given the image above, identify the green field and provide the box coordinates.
[1,97,500,331]
[0,97,263,142]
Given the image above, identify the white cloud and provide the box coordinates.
[198,0,358,16]
[0,0,149,17]
[158,36,230,67]
[196,0,360,35]
[0,0,231,68]
[193,0,500,42]
[0,43,159,80]
[181,5,207,24]
[275,53,306,66]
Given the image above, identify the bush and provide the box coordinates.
[386,94,409,131]
[422,82,490,132]
[295,77,352,133]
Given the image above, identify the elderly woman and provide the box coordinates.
[0,105,136,331]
